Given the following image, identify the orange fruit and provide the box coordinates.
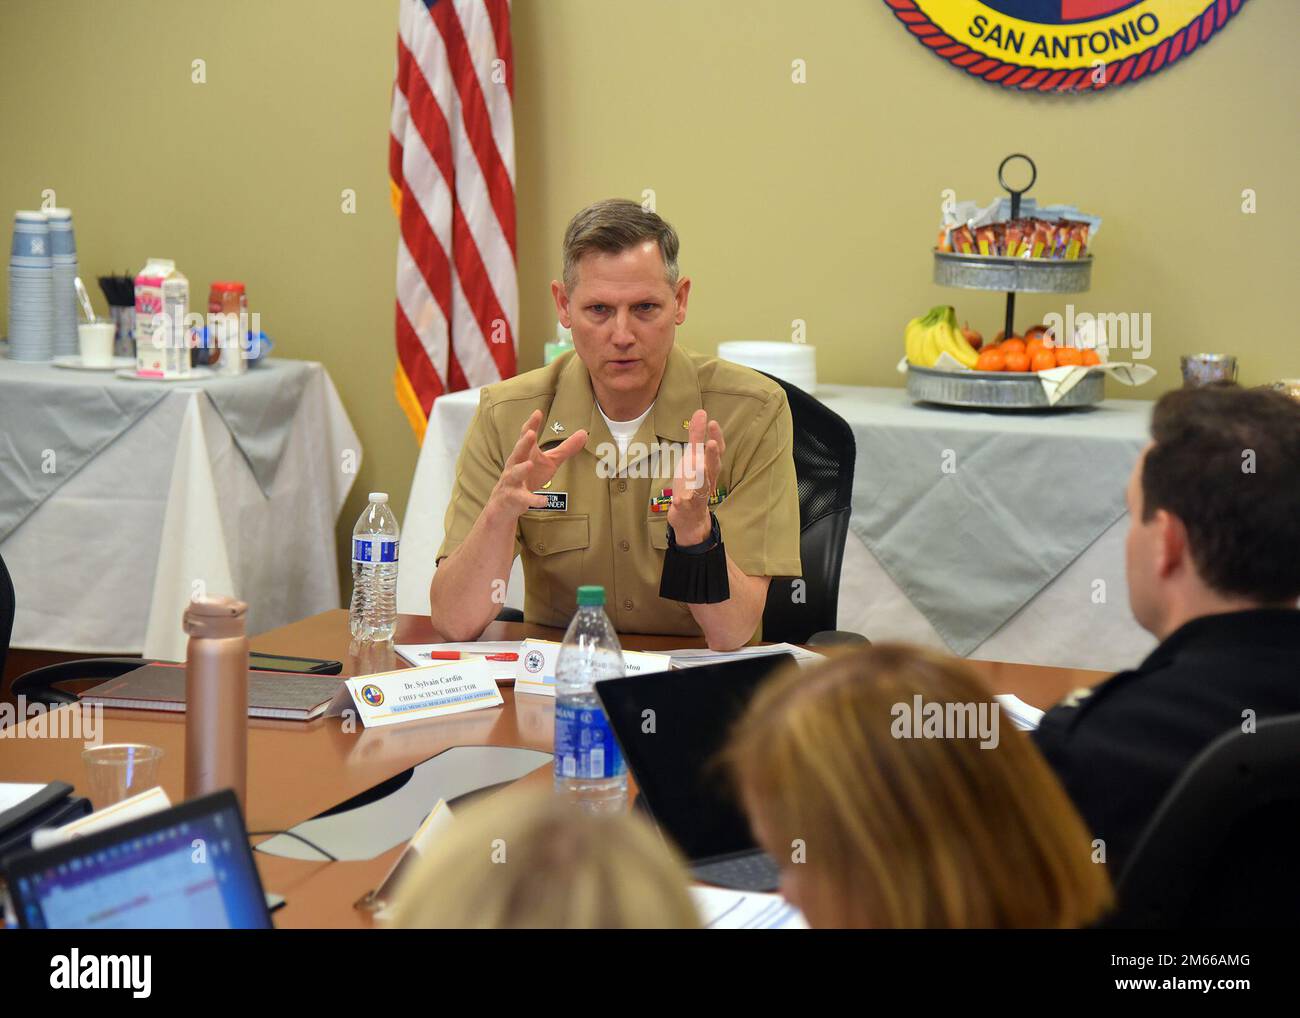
[1025,337,1046,358]
[1081,349,1101,366]
[1004,351,1030,373]
[1031,350,1057,372]
[1000,338,1026,356]
[976,348,1006,372]
[1055,347,1083,367]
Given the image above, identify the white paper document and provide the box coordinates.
[994,693,1045,731]
[29,786,173,851]
[691,886,807,929]
[666,643,825,670]
[0,782,47,814]
[515,638,672,697]
[395,642,522,683]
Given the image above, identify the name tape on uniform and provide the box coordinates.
[515,638,672,697]
[530,490,568,512]
[329,659,503,727]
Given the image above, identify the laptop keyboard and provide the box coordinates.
[692,851,781,892]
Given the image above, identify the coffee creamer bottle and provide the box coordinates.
[133,257,190,376]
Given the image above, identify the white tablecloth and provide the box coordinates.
[399,384,1157,672]
[1,361,360,660]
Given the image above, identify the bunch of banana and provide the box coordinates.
[903,305,980,369]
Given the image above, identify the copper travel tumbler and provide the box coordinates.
[183,596,249,808]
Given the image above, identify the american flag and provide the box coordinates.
[390,0,517,441]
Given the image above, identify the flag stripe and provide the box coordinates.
[391,0,516,434]
[405,7,517,335]
[400,25,515,336]
[483,0,514,101]
[399,34,512,384]
[400,14,516,379]
[396,299,443,416]
[455,0,516,186]
[426,0,517,255]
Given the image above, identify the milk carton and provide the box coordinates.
[134,257,190,376]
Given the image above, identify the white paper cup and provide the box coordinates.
[78,321,116,367]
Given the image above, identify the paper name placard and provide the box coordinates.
[331,659,503,728]
[29,786,173,852]
[362,798,456,916]
[515,638,672,697]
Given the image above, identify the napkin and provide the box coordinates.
[1036,362,1157,406]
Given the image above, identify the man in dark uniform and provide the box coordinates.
[1033,384,1300,876]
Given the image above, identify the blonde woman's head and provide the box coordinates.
[725,643,1113,929]
[389,789,700,929]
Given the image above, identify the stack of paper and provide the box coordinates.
[994,693,1045,731]
[690,886,807,929]
[666,643,824,670]
[395,642,521,684]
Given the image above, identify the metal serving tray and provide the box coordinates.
[906,364,1104,411]
[933,251,1092,294]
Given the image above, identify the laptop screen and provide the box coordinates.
[7,789,272,930]
[596,654,794,862]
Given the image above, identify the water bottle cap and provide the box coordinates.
[368,492,389,503]
[576,585,605,606]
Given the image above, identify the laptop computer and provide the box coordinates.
[596,653,795,892]
[4,789,273,929]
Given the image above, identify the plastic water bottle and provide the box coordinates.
[349,492,400,642]
[554,585,628,812]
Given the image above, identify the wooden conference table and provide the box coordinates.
[0,610,1107,928]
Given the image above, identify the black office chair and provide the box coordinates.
[0,548,14,683]
[12,658,146,708]
[0,546,141,711]
[1113,712,1300,928]
[758,373,863,646]
[495,373,864,644]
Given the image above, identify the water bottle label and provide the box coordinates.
[353,537,399,564]
[554,703,625,781]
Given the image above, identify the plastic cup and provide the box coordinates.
[78,321,116,367]
[11,211,48,258]
[81,743,164,809]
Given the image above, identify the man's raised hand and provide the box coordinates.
[490,409,588,517]
[668,408,724,545]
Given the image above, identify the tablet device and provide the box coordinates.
[248,651,342,675]
[4,789,273,929]
[596,653,795,891]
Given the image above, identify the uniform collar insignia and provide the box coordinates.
[543,345,704,460]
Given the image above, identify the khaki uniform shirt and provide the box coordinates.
[436,344,802,635]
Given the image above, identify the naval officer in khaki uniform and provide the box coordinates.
[429,199,801,649]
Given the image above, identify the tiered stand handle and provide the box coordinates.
[914,154,1101,410]
[931,153,1092,320]
[997,153,1035,342]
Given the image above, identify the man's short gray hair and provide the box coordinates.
[561,199,680,292]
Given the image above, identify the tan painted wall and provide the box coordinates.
[3,0,1295,610]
